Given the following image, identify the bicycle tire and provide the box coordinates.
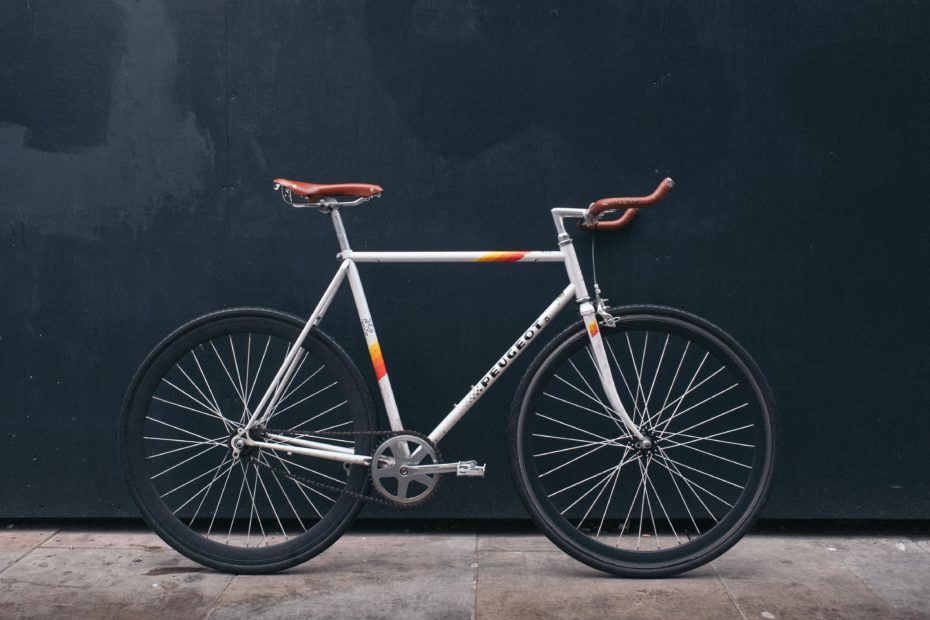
[509,305,776,577]
[120,308,376,573]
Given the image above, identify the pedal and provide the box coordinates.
[456,460,486,477]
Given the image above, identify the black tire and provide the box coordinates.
[120,308,376,573]
[509,305,776,577]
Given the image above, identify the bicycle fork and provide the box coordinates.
[557,230,651,448]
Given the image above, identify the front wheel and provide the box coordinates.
[120,308,376,573]
[509,306,777,577]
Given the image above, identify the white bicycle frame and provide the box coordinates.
[238,204,647,465]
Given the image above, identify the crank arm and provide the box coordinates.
[406,460,486,477]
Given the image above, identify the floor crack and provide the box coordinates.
[713,563,748,620]
[204,573,237,620]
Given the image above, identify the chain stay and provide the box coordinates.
[249,428,441,508]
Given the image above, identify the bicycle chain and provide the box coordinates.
[248,428,442,508]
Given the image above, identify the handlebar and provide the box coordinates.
[579,177,674,231]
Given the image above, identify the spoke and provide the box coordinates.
[151,442,223,479]
[270,453,345,485]
[566,360,626,432]
[266,381,338,420]
[171,453,232,516]
[625,332,648,423]
[282,400,348,433]
[314,419,352,433]
[642,334,669,425]
[653,352,710,433]
[559,466,619,515]
[556,370,611,412]
[617,461,647,546]
[244,335,252,409]
[535,412,623,446]
[244,461,269,547]
[147,442,224,461]
[534,436,625,458]
[265,352,310,419]
[661,402,749,441]
[658,425,754,448]
[190,349,226,425]
[641,458,661,550]
[595,446,629,538]
[276,363,324,409]
[229,335,247,407]
[210,341,250,413]
[543,391,630,432]
[254,466,288,541]
[188,453,233,526]
[658,451,744,490]
[206,457,237,539]
[603,340,640,418]
[652,451,726,515]
[656,381,738,435]
[160,457,230,500]
[146,415,221,444]
[256,454,307,531]
[660,437,752,469]
[656,341,690,421]
[162,375,222,419]
[245,336,272,416]
[152,395,228,427]
[636,457,651,550]
[264,451,328,517]
[243,461,256,547]
[576,467,618,526]
[539,440,616,478]
[549,455,638,499]
[532,433,625,448]
[144,435,227,456]
[226,466,249,544]
[643,459,681,546]
[659,448,702,536]
[176,362,222,416]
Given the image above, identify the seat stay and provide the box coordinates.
[244,260,350,431]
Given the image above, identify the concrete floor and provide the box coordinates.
[0,524,928,619]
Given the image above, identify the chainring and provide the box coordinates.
[370,434,442,505]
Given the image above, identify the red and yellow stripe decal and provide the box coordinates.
[587,321,599,337]
[474,251,529,262]
[369,341,387,381]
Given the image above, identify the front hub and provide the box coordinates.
[632,431,658,457]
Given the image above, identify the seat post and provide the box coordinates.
[330,208,352,253]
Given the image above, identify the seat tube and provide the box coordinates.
[344,259,405,432]
[558,232,647,444]
[330,209,404,431]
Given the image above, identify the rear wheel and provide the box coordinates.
[120,308,375,573]
[509,306,776,577]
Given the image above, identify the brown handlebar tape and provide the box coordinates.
[579,178,674,231]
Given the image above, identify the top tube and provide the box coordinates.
[339,251,565,263]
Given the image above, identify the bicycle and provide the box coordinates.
[120,176,776,577]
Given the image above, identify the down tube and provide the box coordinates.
[428,283,575,444]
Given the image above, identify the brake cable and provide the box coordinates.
[589,221,618,327]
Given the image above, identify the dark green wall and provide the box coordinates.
[1,1,928,518]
